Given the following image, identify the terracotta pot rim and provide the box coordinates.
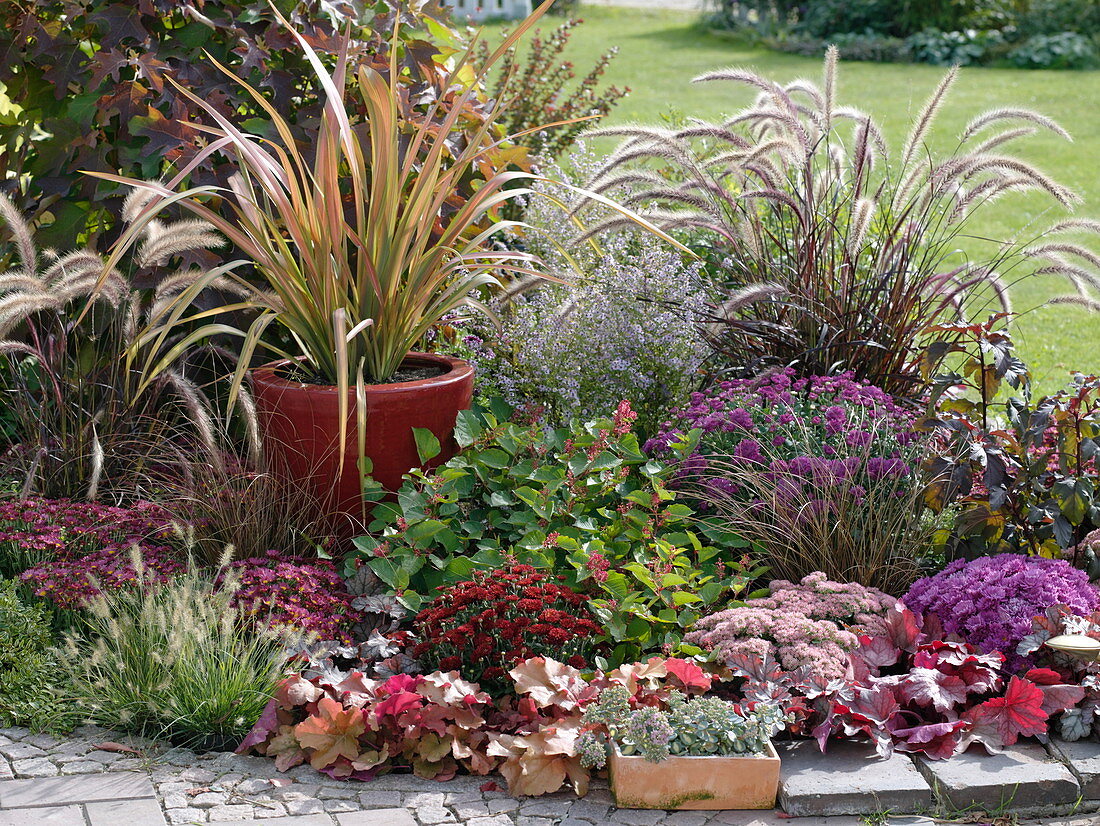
[250,352,473,395]
[610,740,779,761]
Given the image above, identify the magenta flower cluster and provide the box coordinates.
[9,499,183,610]
[903,554,1100,671]
[226,551,359,642]
[645,369,917,502]
[686,572,899,680]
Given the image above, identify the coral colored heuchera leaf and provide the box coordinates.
[294,697,368,770]
[961,677,1048,752]
[276,676,323,709]
[662,658,712,693]
[510,658,594,711]
[488,718,588,797]
[267,726,307,772]
[418,671,492,707]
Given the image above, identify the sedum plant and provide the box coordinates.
[576,47,1100,396]
[578,686,786,766]
[0,578,66,732]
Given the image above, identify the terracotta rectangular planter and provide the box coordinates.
[607,741,780,810]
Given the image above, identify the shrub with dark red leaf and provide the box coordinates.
[414,564,602,694]
[226,551,359,644]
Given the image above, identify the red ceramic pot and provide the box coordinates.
[250,352,474,532]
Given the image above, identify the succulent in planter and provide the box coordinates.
[578,686,788,768]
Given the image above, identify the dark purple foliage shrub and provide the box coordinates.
[8,498,183,610]
[903,554,1100,669]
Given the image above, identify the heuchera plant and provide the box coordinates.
[729,606,1083,759]
[237,654,714,796]
[903,554,1099,670]
[684,573,899,680]
[1019,605,1100,741]
[414,564,602,693]
[10,499,183,609]
[353,400,759,665]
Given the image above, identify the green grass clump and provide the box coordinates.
[63,565,298,750]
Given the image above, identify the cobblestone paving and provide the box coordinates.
[0,726,1092,826]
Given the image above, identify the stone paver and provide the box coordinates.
[778,741,932,817]
[1050,737,1100,797]
[336,811,419,826]
[0,770,156,808]
[0,805,87,825]
[915,743,1080,811]
[1,724,1094,825]
[86,797,167,826]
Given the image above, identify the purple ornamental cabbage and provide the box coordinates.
[903,554,1100,670]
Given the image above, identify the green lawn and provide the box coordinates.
[484,6,1100,393]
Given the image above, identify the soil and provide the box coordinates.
[276,361,447,386]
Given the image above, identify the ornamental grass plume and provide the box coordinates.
[0,188,258,500]
[573,47,1100,396]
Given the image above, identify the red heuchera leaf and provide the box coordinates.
[913,642,1003,695]
[1024,668,1085,715]
[382,674,420,694]
[897,668,969,713]
[841,684,902,728]
[374,691,423,720]
[663,658,712,694]
[1025,668,1065,686]
[236,699,279,754]
[724,652,784,683]
[294,697,368,770]
[883,607,924,652]
[857,634,900,673]
[961,677,1048,752]
[891,720,966,760]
